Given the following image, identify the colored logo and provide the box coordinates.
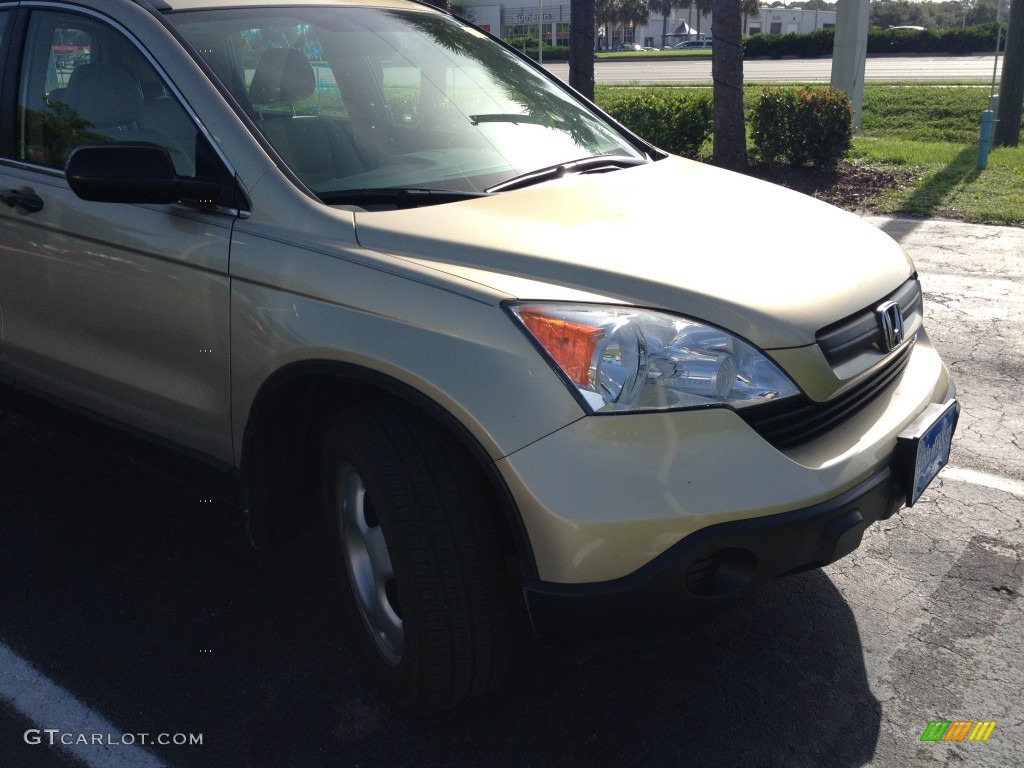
[920,720,997,742]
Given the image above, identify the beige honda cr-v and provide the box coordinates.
[0,0,957,713]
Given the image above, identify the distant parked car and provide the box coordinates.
[613,42,643,51]
[675,39,712,49]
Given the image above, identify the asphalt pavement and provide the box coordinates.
[1,214,1022,768]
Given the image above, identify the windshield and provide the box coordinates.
[168,7,646,205]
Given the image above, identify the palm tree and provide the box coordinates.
[711,0,747,170]
[649,0,690,48]
[620,0,652,40]
[570,0,597,99]
[601,0,650,47]
[741,0,760,36]
[995,0,1023,146]
[597,0,620,48]
[694,0,713,37]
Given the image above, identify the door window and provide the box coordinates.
[15,11,199,175]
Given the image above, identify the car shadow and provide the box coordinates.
[0,412,881,768]
[890,143,982,219]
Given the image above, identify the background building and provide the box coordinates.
[636,7,837,48]
[748,7,837,37]
[456,1,836,50]
[457,2,571,47]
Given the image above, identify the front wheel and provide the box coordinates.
[322,399,512,713]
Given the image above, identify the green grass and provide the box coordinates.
[852,85,1022,225]
[854,141,1024,225]
[860,86,991,143]
[595,83,1024,226]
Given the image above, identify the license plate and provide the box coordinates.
[897,399,959,506]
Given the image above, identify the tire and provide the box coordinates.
[321,399,512,713]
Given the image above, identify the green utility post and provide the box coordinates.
[977,110,995,169]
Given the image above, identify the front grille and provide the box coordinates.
[738,340,914,450]
[817,278,922,368]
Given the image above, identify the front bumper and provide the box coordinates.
[498,332,952,586]
[498,331,956,642]
[522,463,903,643]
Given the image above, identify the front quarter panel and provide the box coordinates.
[229,187,587,460]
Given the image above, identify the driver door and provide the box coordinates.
[0,7,237,464]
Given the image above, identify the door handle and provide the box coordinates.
[1,187,44,213]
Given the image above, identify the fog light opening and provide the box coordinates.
[685,548,757,597]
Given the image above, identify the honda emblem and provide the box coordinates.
[877,301,905,352]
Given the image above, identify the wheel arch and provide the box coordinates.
[239,359,537,578]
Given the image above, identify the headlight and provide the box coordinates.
[507,303,800,413]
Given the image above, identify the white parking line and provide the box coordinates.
[941,465,1024,497]
[2,465,1016,768]
[0,642,170,768]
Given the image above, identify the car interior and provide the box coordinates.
[22,13,198,175]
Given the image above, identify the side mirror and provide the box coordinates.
[66,144,221,205]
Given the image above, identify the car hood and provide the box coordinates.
[352,156,914,349]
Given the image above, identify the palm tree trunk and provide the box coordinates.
[712,0,747,170]
[995,0,1024,146]
[569,0,597,100]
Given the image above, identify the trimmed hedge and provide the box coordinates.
[743,22,1004,59]
[504,38,571,62]
[601,89,713,158]
[520,47,571,62]
[750,86,853,166]
[744,28,836,59]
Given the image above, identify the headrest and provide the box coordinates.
[66,64,143,128]
[249,48,315,105]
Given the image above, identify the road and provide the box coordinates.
[1,216,1022,766]
[842,217,1024,767]
[544,54,1004,84]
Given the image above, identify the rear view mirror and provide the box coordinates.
[66,144,221,204]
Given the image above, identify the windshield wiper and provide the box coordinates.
[469,113,554,127]
[485,155,648,194]
[319,188,487,209]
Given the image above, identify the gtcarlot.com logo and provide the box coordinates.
[920,720,997,742]
[24,729,203,747]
